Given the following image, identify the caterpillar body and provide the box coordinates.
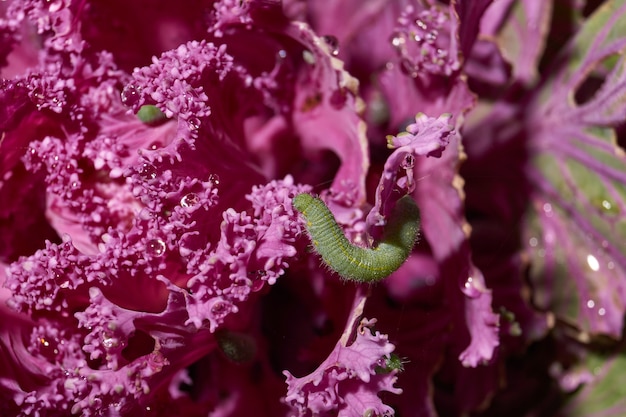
[136,105,167,125]
[293,194,420,282]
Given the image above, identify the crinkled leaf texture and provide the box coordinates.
[524,0,626,340]
[283,292,401,417]
[0,0,385,415]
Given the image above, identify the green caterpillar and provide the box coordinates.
[136,105,167,125]
[293,194,420,282]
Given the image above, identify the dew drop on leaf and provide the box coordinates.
[121,84,141,107]
[102,334,119,349]
[586,254,600,271]
[208,174,220,186]
[139,162,157,180]
[276,49,287,64]
[146,238,166,257]
[180,193,199,208]
[188,117,200,131]
[322,34,339,56]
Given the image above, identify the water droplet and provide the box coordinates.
[586,254,600,272]
[602,200,612,210]
[391,35,405,48]
[586,299,595,309]
[462,276,483,298]
[598,307,606,316]
[607,261,615,270]
[276,49,287,63]
[102,334,119,349]
[210,301,231,318]
[188,117,200,130]
[50,155,59,169]
[529,237,538,247]
[322,35,339,56]
[146,239,166,257]
[139,162,157,180]
[251,269,267,277]
[464,277,473,289]
[121,84,141,107]
[208,174,220,186]
[180,193,199,208]
[542,203,553,215]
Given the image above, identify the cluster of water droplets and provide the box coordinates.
[180,174,219,208]
[585,298,607,317]
[143,172,222,259]
[389,5,457,77]
[527,198,621,324]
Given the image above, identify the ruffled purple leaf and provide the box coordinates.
[1,175,309,415]
[358,1,503,412]
[283,292,401,417]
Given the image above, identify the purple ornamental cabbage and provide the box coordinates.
[1,0,626,416]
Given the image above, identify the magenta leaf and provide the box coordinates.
[283,292,401,417]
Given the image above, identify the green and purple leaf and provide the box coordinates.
[525,0,626,339]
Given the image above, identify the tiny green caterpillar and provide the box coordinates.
[293,194,420,282]
[136,105,167,125]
